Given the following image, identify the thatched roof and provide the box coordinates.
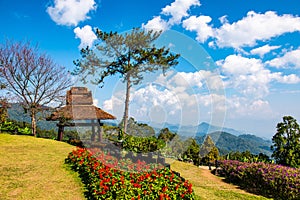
[47,87,116,121]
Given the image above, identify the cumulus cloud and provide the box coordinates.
[142,0,200,31]
[102,69,226,125]
[182,15,214,43]
[250,45,281,57]
[142,16,169,31]
[161,0,200,25]
[47,0,96,26]
[218,54,300,98]
[271,73,300,84]
[266,48,300,68]
[214,11,300,49]
[225,97,274,119]
[219,55,271,98]
[74,25,97,49]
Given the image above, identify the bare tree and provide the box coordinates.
[0,40,72,136]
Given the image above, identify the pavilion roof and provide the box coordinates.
[47,87,116,121]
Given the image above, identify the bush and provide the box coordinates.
[65,148,195,199]
[219,160,300,199]
[122,135,166,153]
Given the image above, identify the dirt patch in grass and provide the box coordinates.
[0,133,85,200]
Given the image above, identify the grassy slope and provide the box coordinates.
[0,134,272,200]
[168,159,272,200]
[0,133,85,200]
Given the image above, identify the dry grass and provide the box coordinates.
[168,159,272,200]
[0,133,85,200]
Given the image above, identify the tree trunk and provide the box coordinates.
[31,110,37,137]
[123,74,131,134]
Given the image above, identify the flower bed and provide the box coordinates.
[65,148,195,199]
[219,160,300,199]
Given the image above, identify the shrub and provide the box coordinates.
[65,148,195,199]
[219,160,300,199]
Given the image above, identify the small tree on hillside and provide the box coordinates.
[271,116,300,168]
[182,138,201,165]
[73,28,180,133]
[199,135,219,165]
[0,40,72,136]
[119,117,155,137]
[158,128,176,142]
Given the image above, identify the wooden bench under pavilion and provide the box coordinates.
[47,87,116,141]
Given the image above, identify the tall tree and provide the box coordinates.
[73,28,179,133]
[0,40,72,136]
[271,116,300,168]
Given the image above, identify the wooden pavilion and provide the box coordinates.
[47,87,116,141]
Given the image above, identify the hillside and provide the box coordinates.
[169,159,270,200]
[7,103,57,130]
[0,134,85,199]
[195,131,272,156]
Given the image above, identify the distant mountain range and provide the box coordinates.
[151,121,272,156]
[7,103,273,156]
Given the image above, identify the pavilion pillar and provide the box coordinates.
[98,120,103,142]
[57,124,64,141]
[91,119,96,142]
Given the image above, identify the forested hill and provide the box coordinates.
[7,103,57,130]
[195,131,272,156]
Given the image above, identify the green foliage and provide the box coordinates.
[158,128,176,142]
[73,28,180,134]
[74,28,180,86]
[160,134,185,158]
[182,138,201,165]
[119,117,155,137]
[122,135,165,153]
[0,98,8,124]
[201,147,219,165]
[199,135,215,157]
[271,116,300,168]
[0,120,32,135]
[223,150,272,163]
[198,135,219,165]
[195,131,272,156]
[65,148,195,199]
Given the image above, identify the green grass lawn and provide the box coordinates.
[0,133,273,200]
[0,133,85,200]
[168,159,272,200]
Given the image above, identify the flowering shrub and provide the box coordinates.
[65,148,195,199]
[219,160,300,200]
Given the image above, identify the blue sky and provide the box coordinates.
[1,0,300,138]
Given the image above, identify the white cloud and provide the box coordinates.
[250,45,281,57]
[218,54,300,98]
[161,0,200,25]
[266,48,300,68]
[271,73,300,84]
[142,0,200,31]
[142,16,169,31]
[47,0,96,26]
[226,97,274,119]
[74,25,97,49]
[182,15,214,43]
[103,69,226,126]
[214,11,300,49]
